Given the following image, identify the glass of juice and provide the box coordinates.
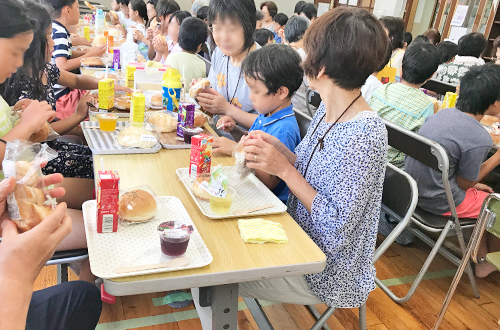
[158,221,194,257]
[98,113,118,131]
[208,187,236,214]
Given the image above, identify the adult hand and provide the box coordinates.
[197,88,229,115]
[190,78,202,89]
[243,137,292,178]
[474,183,494,193]
[20,100,56,133]
[87,44,107,57]
[216,116,236,132]
[212,137,236,155]
[247,130,289,156]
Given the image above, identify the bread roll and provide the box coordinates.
[14,184,45,205]
[92,34,107,47]
[189,79,211,98]
[16,161,38,187]
[193,112,207,127]
[155,34,166,43]
[110,10,119,21]
[192,176,210,201]
[29,122,51,143]
[15,200,52,232]
[150,17,159,29]
[491,132,500,145]
[115,94,131,110]
[147,113,177,132]
[84,1,96,10]
[117,125,157,148]
[81,57,104,67]
[151,93,163,107]
[119,189,157,221]
[481,115,500,127]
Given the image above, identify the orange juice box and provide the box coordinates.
[98,78,115,110]
[190,134,213,179]
[130,92,145,124]
[97,170,120,233]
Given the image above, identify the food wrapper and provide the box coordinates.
[114,93,131,110]
[207,166,229,197]
[93,70,122,83]
[114,123,159,149]
[118,185,159,225]
[146,111,178,133]
[231,135,254,180]
[189,78,211,99]
[2,140,58,232]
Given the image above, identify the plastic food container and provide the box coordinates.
[97,114,118,131]
[157,221,193,257]
[208,187,236,214]
[182,127,203,144]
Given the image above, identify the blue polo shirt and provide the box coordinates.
[249,104,301,202]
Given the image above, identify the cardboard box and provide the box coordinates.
[189,134,213,178]
[97,170,120,233]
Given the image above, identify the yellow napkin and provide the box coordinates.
[238,218,288,244]
[145,61,164,68]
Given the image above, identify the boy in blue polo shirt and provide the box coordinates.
[213,43,303,202]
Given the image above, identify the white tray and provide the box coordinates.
[82,197,213,279]
[176,167,287,219]
[82,121,162,155]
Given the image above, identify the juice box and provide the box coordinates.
[125,65,136,81]
[130,92,145,124]
[177,103,195,137]
[98,78,115,110]
[97,170,120,233]
[107,35,114,53]
[444,92,458,109]
[190,134,213,178]
[84,26,90,41]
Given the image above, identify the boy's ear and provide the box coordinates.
[196,44,203,53]
[277,86,290,100]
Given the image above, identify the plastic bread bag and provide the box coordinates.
[193,111,208,128]
[231,135,254,180]
[189,78,211,99]
[114,123,159,149]
[81,57,106,68]
[118,185,159,225]
[2,140,58,232]
[11,101,60,143]
[114,93,131,111]
[145,111,178,133]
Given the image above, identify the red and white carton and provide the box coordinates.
[189,134,213,179]
[97,170,120,233]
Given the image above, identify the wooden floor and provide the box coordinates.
[34,236,500,330]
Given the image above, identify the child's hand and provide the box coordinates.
[13,99,32,112]
[146,27,156,41]
[152,37,169,56]
[216,116,236,132]
[277,28,285,43]
[212,137,237,155]
[20,100,56,133]
[75,91,92,121]
[115,84,133,94]
[110,15,119,26]
[87,44,107,57]
[71,35,92,47]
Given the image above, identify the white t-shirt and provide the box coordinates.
[361,75,382,102]
[118,11,135,29]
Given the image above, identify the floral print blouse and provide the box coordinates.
[288,103,387,308]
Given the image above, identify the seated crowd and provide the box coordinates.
[0,0,499,329]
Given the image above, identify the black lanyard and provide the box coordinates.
[225,56,243,106]
[300,93,362,179]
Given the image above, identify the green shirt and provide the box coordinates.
[0,96,13,138]
[165,52,207,87]
[369,82,433,169]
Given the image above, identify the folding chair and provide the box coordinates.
[381,119,480,303]
[47,249,89,283]
[293,108,312,140]
[433,193,500,329]
[244,163,418,330]
[306,89,321,117]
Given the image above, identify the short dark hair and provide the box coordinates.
[256,10,264,21]
[242,43,303,97]
[403,31,412,46]
[178,17,208,52]
[379,16,405,50]
[284,15,309,43]
[401,42,440,85]
[300,3,317,20]
[147,0,156,5]
[209,0,256,52]
[456,64,500,115]
[423,28,441,45]
[197,6,209,21]
[273,13,288,27]
[43,0,77,17]
[493,36,500,55]
[118,0,129,6]
[254,28,274,47]
[437,41,458,64]
[458,32,486,58]
[168,10,191,25]
[413,35,430,44]
[260,1,278,18]
[303,7,388,90]
[294,1,307,15]
[155,0,180,19]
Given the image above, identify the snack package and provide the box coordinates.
[177,102,195,137]
[189,134,213,178]
[115,123,158,149]
[192,173,211,201]
[206,166,229,197]
[118,185,158,224]
[189,78,211,99]
[231,136,254,180]
[2,141,58,232]
[97,170,120,233]
[146,111,178,133]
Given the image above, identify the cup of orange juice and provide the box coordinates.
[98,113,118,131]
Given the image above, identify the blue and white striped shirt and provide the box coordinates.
[50,20,71,99]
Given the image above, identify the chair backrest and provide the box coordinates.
[293,109,312,140]
[307,89,322,108]
[197,54,212,76]
[374,163,418,262]
[421,78,457,95]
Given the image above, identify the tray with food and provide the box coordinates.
[176,166,287,219]
[480,115,500,148]
[88,92,163,117]
[82,196,212,279]
[81,121,162,155]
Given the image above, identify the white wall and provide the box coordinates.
[373,0,405,18]
[254,0,315,17]
[411,0,436,36]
